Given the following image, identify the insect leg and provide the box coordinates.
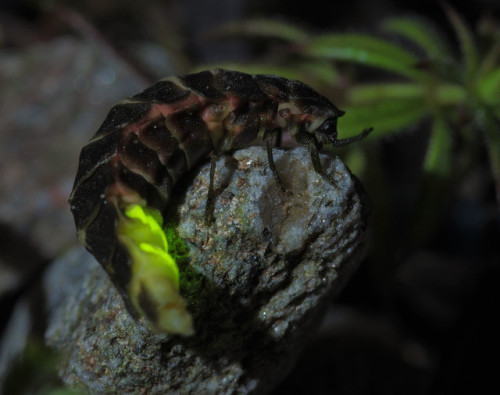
[275,128,283,148]
[265,130,286,192]
[309,143,336,186]
[204,154,218,224]
[296,132,336,186]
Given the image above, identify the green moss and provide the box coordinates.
[164,222,190,266]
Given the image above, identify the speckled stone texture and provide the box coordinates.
[44,147,370,394]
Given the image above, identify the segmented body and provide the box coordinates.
[69,69,370,334]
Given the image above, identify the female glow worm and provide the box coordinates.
[69,69,372,336]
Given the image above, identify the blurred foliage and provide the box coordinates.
[206,8,500,246]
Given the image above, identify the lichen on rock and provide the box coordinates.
[44,146,370,394]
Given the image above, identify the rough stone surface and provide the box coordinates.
[44,147,370,394]
[0,37,147,258]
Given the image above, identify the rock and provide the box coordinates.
[44,147,370,394]
[0,37,149,258]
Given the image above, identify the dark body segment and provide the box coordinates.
[84,199,119,267]
[95,102,151,137]
[180,69,270,102]
[72,131,121,191]
[133,80,191,103]
[179,70,223,99]
[118,163,169,213]
[286,79,344,117]
[138,120,187,184]
[83,197,133,309]
[215,70,268,101]
[255,75,290,101]
[70,163,114,231]
[69,69,370,330]
[118,132,172,194]
[167,113,214,168]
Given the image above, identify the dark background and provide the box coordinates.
[1,0,499,394]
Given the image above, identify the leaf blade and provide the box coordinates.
[350,83,426,103]
[302,33,428,80]
[338,97,429,139]
[381,16,451,59]
[423,113,453,176]
[443,4,479,84]
[478,67,500,105]
[208,18,310,43]
[351,82,466,106]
